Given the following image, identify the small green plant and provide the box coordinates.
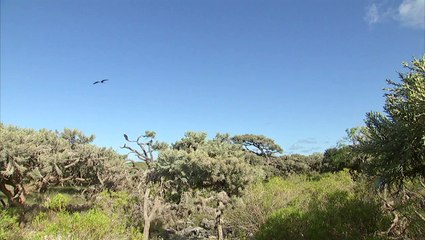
[44,193,70,212]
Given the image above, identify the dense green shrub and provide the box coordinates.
[354,56,425,239]
[155,132,263,199]
[226,170,390,239]
[0,124,130,207]
[256,191,389,240]
[226,170,352,236]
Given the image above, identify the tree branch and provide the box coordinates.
[414,210,425,222]
[64,158,81,169]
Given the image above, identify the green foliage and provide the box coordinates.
[359,55,425,186]
[172,131,208,152]
[155,132,261,199]
[23,186,86,209]
[23,190,143,240]
[0,208,22,240]
[0,124,129,206]
[58,128,95,146]
[156,150,258,199]
[94,190,142,228]
[226,170,389,239]
[256,191,387,240]
[31,209,133,240]
[321,127,370,173]
[322,146,352,172]
[269,153,324,177]
[44,193,70,212]
[96,190,132,211]
[232,134,283,157]
[353,56,425,239]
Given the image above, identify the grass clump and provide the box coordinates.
[31,208,131,240]
[26,191,143,240]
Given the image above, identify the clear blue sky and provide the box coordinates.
[1,0,424,155]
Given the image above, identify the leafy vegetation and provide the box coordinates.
[359,56,425,185]
[31,209,131,240]
[0,125,129,207]
[0,55,424,239]
[0,208,22,240]
[226,170,389,239]
[253,172,389,240]
[356,55,425,238]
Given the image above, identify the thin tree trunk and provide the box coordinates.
[142,187,162,240]
[216,200,225,240]
[143,220,151,240]
[217,219,224,240]
[143,188,151,240]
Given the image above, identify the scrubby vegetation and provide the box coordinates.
[1,55,424,239]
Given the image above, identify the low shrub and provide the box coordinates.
[226,170,390,239]
[0,208,22,240]
[256,191,389,240]
[226,170,354,237]
[43,193,70,212]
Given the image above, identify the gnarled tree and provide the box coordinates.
[154,132,261,239]
[0,124,127,207]
[122,131,168,240]
[231,134,283,160]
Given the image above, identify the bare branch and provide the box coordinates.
[419,177,425,189]
[64,158,81,169]
[97,172,104,186]
[147,143,154,163]
[414,210,425,222]
[59,176,73,183]
[121,145,148,161]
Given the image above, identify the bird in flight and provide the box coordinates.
[93,79,109,85]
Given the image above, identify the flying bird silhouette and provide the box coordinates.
[93,79,109,85]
